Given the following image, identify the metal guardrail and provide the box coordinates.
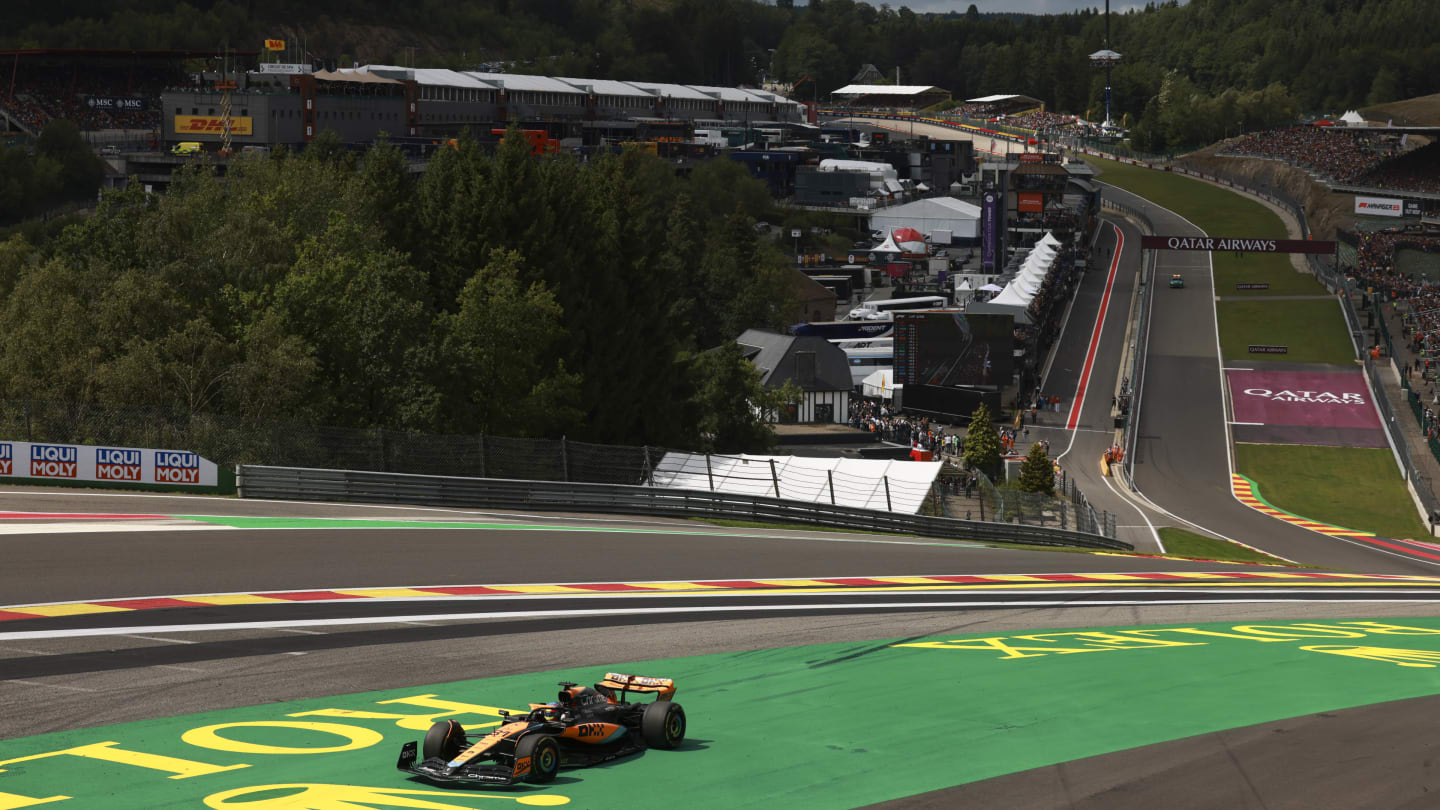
[236,465,1133,551]
[1097,193,1157,488]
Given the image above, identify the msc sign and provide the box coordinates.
[173,116,254,136]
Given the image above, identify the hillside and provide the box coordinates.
[6,0,1438,121]
[1363,94,1440,127]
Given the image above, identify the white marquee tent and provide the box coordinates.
[868,196,982,241]
[650,453,941,514]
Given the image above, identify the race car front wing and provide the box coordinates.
[396,741,521,786]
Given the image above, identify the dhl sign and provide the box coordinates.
[174,115,253,135]
[264,38,285,50]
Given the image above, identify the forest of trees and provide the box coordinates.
[0,120,105,223]
[7,0,1438,124]
[0,132,804,452]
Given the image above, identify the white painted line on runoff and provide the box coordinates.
[1102,473,1164,553]
[1229,421,1265,426]
[1223,368,1254,371]
[124,634,199,645]
[4,679,96,692]
[5,595,1440,641]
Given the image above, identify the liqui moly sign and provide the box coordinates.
[0,441,217,487]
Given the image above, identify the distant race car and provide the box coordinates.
[397,672,687,787]
[1170,273,1184,288]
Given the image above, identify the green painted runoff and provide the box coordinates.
[7,618,1440,808]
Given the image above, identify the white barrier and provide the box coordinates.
[0,440,218,487]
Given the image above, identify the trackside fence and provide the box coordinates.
[235,465,1133,551]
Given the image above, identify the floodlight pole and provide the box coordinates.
[1103,0,1113,128]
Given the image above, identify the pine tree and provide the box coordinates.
[961,402,1002,477]
[1017,442,1055,496]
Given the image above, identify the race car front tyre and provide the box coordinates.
[641,701,686,749]
[423,719,465,761]
[516,734,560,783]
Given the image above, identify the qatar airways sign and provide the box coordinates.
[1141,235,1336,254]
[0,441,217,487]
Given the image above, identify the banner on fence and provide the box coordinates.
[0,441,217,486]
[1141,235,1336,254]
[1355,196,1404,217]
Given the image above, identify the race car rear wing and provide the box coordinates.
[599,672,677,701]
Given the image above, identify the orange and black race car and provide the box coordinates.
[396,672,687,786]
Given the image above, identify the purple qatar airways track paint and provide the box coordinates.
[1225,369,1387,448]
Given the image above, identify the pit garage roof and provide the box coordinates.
[690,84,775,103]
[833,84,945,96]
[558,78,655,98]
[628,81,716,101]
[967,94,1043,105]
[463,72,586,94]
[353,66,498,89]
[316,70,402,85]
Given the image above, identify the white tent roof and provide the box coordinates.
[1039,231,1062,247]
[1340,110,1366,125]
[819,159,896,175]
[957,278,972,291]
[834,84,945,96]
[650,453,940,514]
[989,284,1032,307]
[978,283,1004,292]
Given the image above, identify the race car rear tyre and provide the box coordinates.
[641,701,686,749]
[516,734,560,783]
[423,719,465,761]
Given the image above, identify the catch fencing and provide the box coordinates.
[1096,192,1157,489]
[235,465,1132,551]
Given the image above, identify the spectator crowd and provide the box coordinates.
[2,64,174,133]
[1228,125,1440,194]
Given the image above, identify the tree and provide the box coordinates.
[961,402,1002,477]
[439,249,581,437]
[687,342,796,453]
[1017,442,1055,495]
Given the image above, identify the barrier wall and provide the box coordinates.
[0,440,220,488]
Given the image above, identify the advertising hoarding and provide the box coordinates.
[0,441,218,486]
[174,116,254,135]
[85,96,146,111]
[981,190,999,271]
[1140,235,1337,254]
[1354,196,1403,217]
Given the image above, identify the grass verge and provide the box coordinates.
[1216,299,1355,364]
[1235,443,1430,539]
[1157,527,1295,566]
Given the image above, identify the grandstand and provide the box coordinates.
[0,49,245,139]
[1226,124,1440,200]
